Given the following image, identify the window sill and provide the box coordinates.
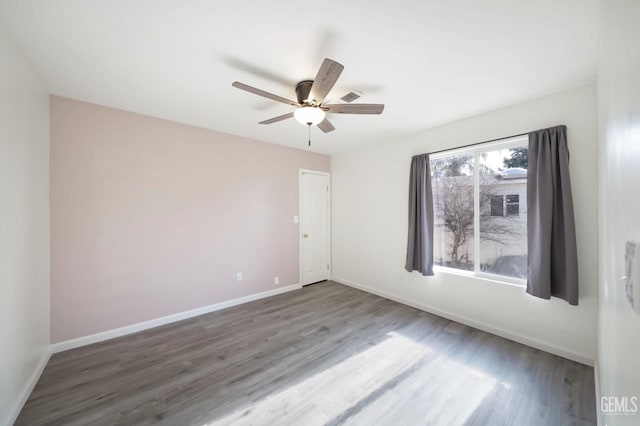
[432,265,526,288]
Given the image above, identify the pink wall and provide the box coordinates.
[50,96,330,342]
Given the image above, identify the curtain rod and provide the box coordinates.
[427,131,529,156]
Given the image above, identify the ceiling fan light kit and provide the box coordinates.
[294,106,325,126]
[232,58,385,144]
[292,79,326,126]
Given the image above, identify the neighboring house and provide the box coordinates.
[480,177,527,277]
[432,172,527,277]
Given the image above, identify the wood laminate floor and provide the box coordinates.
[17,281,596,425]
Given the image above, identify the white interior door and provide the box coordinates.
[300,170,330,285]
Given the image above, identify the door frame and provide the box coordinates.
[299,169,331,286]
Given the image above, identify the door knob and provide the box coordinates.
[304,233,309,238]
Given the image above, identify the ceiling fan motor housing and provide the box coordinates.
[295,80,314,104]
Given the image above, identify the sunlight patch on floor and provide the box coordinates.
[203,330,509,425]
[204,332,432,425]
[351,354,502,425]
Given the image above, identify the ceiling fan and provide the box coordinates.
[232,58,384,136]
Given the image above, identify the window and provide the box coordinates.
[431,136,528,282]
[491,196,504,216]
[490,194,520,217]
[506,194,520,216]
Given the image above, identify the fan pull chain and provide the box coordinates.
[307,123,312,147]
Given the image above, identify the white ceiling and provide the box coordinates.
[0,1,598,155]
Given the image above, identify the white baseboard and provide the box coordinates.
[333,276,594,366]
[51,284,301,354]
[4,346,52,426]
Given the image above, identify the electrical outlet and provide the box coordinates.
[274,276,280,285]
[237,272,243,282]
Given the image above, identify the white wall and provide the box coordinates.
[0,26,50,425]
[597,0,640,424]
[332,84,598,364]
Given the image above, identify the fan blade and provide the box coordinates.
[309,58,344,103]
[232,82,299,106]
[317,118,335,133]
[259,112,294,125]
[325,103,385,114]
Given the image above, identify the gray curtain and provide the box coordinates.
[405,154,434,276]
[527,125,579,305]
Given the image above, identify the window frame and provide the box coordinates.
[505,194,520,216]
[430,135,528,286]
